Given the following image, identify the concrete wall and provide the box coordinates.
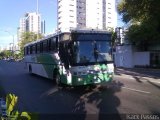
[114,45,134,68]
[134,52,150,66]
[114,45,150,68]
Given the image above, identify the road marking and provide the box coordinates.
[122,86,151,94]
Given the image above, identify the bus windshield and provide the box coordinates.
[76,41,112,63]
[71,33,113,65]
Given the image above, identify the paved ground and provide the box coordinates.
[0,61,160,120]
[115,67,160,82]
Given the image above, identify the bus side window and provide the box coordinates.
[27,47,29,55]
[24,47,26,55]
[43,41,47,52]
[51,37,56,51]
[35,44,37,54]
[37,43,40,53]
[48,39,51,52]
[32,45,35,54]
[28,46,30,54]
[56,37,58,50]
[40,42,43,53]
[30,45,33,54]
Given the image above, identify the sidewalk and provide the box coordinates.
[114,67,160,81]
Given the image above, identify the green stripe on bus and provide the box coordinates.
[36,54,58,79]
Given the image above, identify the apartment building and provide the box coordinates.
[18,12,45,41]
[57,0,117,32]
[25,12,41,33]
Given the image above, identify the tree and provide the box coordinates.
[19,32,43,57]
[0,50,12,59]
[118,0,160,50]
[0,52,5,59]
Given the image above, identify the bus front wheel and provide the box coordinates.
[53,70,61,86]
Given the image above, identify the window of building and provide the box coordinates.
[69,4,74,6]
[69,21,74,23]
[58,16,61,19]
[70,10,74,12]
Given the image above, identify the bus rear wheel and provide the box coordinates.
[29,65,32,74]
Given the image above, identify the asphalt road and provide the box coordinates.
[0,60,160,120]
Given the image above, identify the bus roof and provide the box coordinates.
[24,29,111,47]
[24,33,57,47]
[70,28,111,34]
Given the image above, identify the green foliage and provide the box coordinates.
[118,0,160,50]
[19,32,43,57]
[6,93,18,115]
[1,93,31,120]
[0,51,5,59]
[0,50,12,59]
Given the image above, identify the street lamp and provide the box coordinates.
[9,43,13,51]
[5,31,14,58]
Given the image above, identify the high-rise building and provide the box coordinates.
[18,12,44,41]
[25,12,41,33]
[57,0,117,32]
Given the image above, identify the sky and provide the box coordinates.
[0,0,57,48]
[0,0,124,49]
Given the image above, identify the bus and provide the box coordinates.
[24,29,114,86]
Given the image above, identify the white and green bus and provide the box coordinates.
[24,29,114,86]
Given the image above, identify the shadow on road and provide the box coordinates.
[0,85,6,98]
[133,76,143,83]
[0,61,124,120]
[115,67,160,80]
[147,81,160,90]
[39,80,124,120]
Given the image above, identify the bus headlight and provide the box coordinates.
[94,76,97,80]
[109,74,113,78]
[78,77,83,81]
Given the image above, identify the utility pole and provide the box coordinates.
[5,31,14,58]
[36,0,39,40]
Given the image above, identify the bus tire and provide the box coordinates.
[29,65,32,74]
[53,69,61,86]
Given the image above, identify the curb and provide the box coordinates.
[114,74,160,84]
[116,67,160,73]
